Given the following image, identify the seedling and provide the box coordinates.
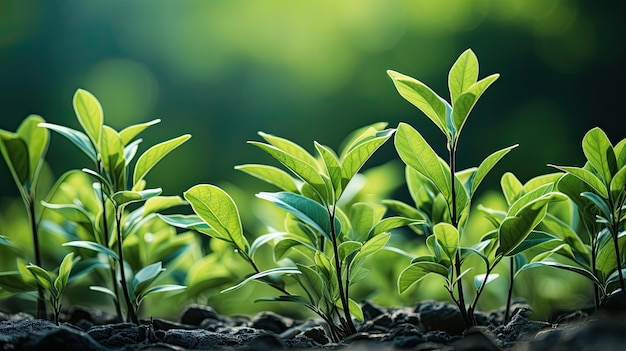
[40,89,190,323]
[26,253,76,324]
[163,123,420,341]
[520,128,626,309]
[0,115,50,319]
[387,49,566,328]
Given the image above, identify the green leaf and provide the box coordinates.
[100,126,126,190]
[498,192,568,256]
[296,263,324,302]
[140,284,186,299]
[448,49,478,104]
[54,253,75,294]
[39,122,98,162]
[340,128,395,191]
[73,89,103,147]
[549,165,608,199]
[583,127,618,185]
[0,272,36,292]
[89,286,117,299]
[580,191,612,220]
[451,74,499,135]
[258,131,319,167]
[17,115,49,183]
[221,267,301,293]
[434,223,458,259]
[249,232,286,257]
[507,231,560,256]
[500,172,523,206]
[473,273,499,290]
[0,130,29,188]
[369,217,424,239]
[41,201,94,225]
[133,134,191,187]
[315,142,342,197]
[112,188,162,207]
[274,238,316,260]
[610,165,626,199]
[350,202,386,241]
[235,164,299,193]
[346,298,364,322]
[119,119,160,146]
[354,232,390,263]
[26,264,53,291]
[257,192,338,242]
[519,261,600,285]
[250,141,327,199]
[387,70,451,136]
[471,145,518,196]
[398,261,449,294]
[395,123,450,200]
[133,261,164,295]
[184,184,249,253]
[143,196,187,216]
[156,214,209,231]
[338,241,362,262]
[63,240,119,260]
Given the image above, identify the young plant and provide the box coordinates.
[0,115,50,319]
[387,49,565,328]
[26,253,76,325]
[40,89,190,323]
[163,123,420,341]
[520,128,626,309]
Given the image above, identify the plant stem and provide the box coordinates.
[610,188,626,297]
[115,208,139,324]
[99,191,123,322]
[504,257,514,324]
[591,236,600,311]
[329,207,357,336]
[448,140,472,328]
[27,198,46,320]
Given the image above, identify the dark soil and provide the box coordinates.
[1,300,626,350]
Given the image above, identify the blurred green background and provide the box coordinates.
[0,0,625,319]
[2,0,624,201]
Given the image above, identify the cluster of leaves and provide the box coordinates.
[0,89,190,323]
[0,49,623,343]
[163,124,422,341]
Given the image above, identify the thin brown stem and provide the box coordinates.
[504,257,514,324]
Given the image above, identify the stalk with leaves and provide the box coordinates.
[0,115,50,319]
[40,89,189,323]
[162,123,420,341]
[387,49,566,328]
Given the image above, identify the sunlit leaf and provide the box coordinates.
[451,74,499,135]
[549,164,608,198]
[235,164,299,193]
[73,89,103,147]
[0,130,29,188]
[257,192,338,242]
[54,253,75,294]
[258,131,319,167]
[112,188,162,207]
[184,184,249,253]
[340,128,394,191]
[315,142,342,197]
[387,70,450,137]
[338,241,362,262]
[17,115,49,183]
[471,145,518,196]
[119,119,160,146]
[38,123,97,162]
[221,267,301,293]
[434,222,458,259]
[133,134,191,187]
[398,261,449,294]
[583,127,617,185]
[448,48,478,104]
[473,273,499,290]
[63,240,119,260]
[26,264,53,291]
[519,261,600,285]
[143,196,187,217]
[395,123,450,199]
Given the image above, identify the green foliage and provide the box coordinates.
[388,49,568,328]
[166,123,415,341]
[26,253,76,324]
[39,88,190,323]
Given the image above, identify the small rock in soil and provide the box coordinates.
[415,300,465,335]
[250,311,292,334]
[179,304,232,327]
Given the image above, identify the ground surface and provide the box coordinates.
[1,300,626,350]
